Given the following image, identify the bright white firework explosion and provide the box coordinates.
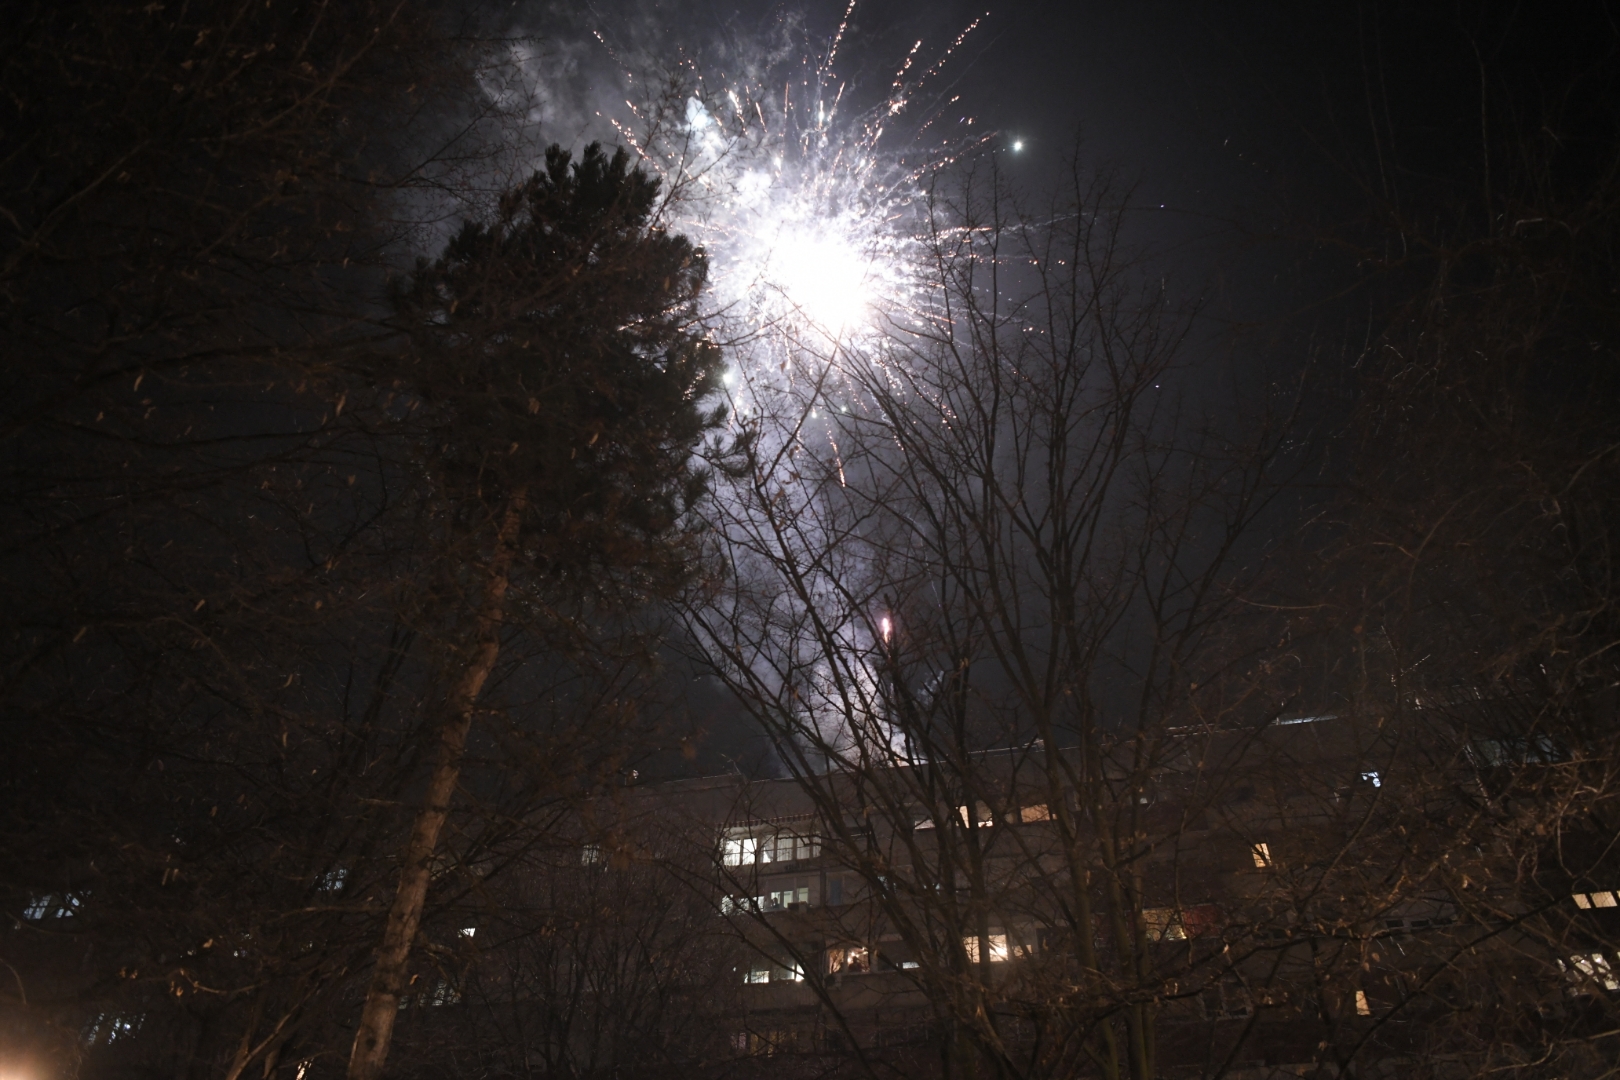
[586,2,987,415]
[500,2,990,763]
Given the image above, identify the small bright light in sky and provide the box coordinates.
[1012,139,1024,152]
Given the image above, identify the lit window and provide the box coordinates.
[742,960,800,984]
[827,945,871,974]
[724,879,814,916]
[318,869,347,892]
[722,827,818,867]
[1361,771,1382,787]
[1574,891,1619,908]
[957,804,993,828]
[1355,990,1372,1015]
[23,893,83,920]
[758,832,819,864]
[721,832,758,867]
[1019,804,1052,823]
[765,883,811,910]
[1560,952,1620,992]
[963,934,1009,963]
[459,927,476,938]
[1141,908,1188,942]
[84,1013,142,1044]
[1251,843,1272,869]
[581,843,602,865]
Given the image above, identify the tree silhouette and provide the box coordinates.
[347,142,726,1080]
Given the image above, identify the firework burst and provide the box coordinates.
[589,2,987,414]
[545,3,991,757]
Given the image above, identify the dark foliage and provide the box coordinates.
[390,142,725,590]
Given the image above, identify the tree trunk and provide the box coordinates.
[346,492,526,1080]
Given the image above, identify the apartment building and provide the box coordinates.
[14,709,1618,1080]
[584,708,1620,1079]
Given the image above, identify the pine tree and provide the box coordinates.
[347,142,725,1080]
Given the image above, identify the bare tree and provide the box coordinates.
[1295,86,1620,1078]
[1219,9,1620,1072]
[687,152,1298,1080]
[385,790,750,1080]
[1,2,508,1074]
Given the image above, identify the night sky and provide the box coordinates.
[7,3,1619,1073]
[572,0,1620,776]
[511,0,1615,401]
[522,2,1607,223]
